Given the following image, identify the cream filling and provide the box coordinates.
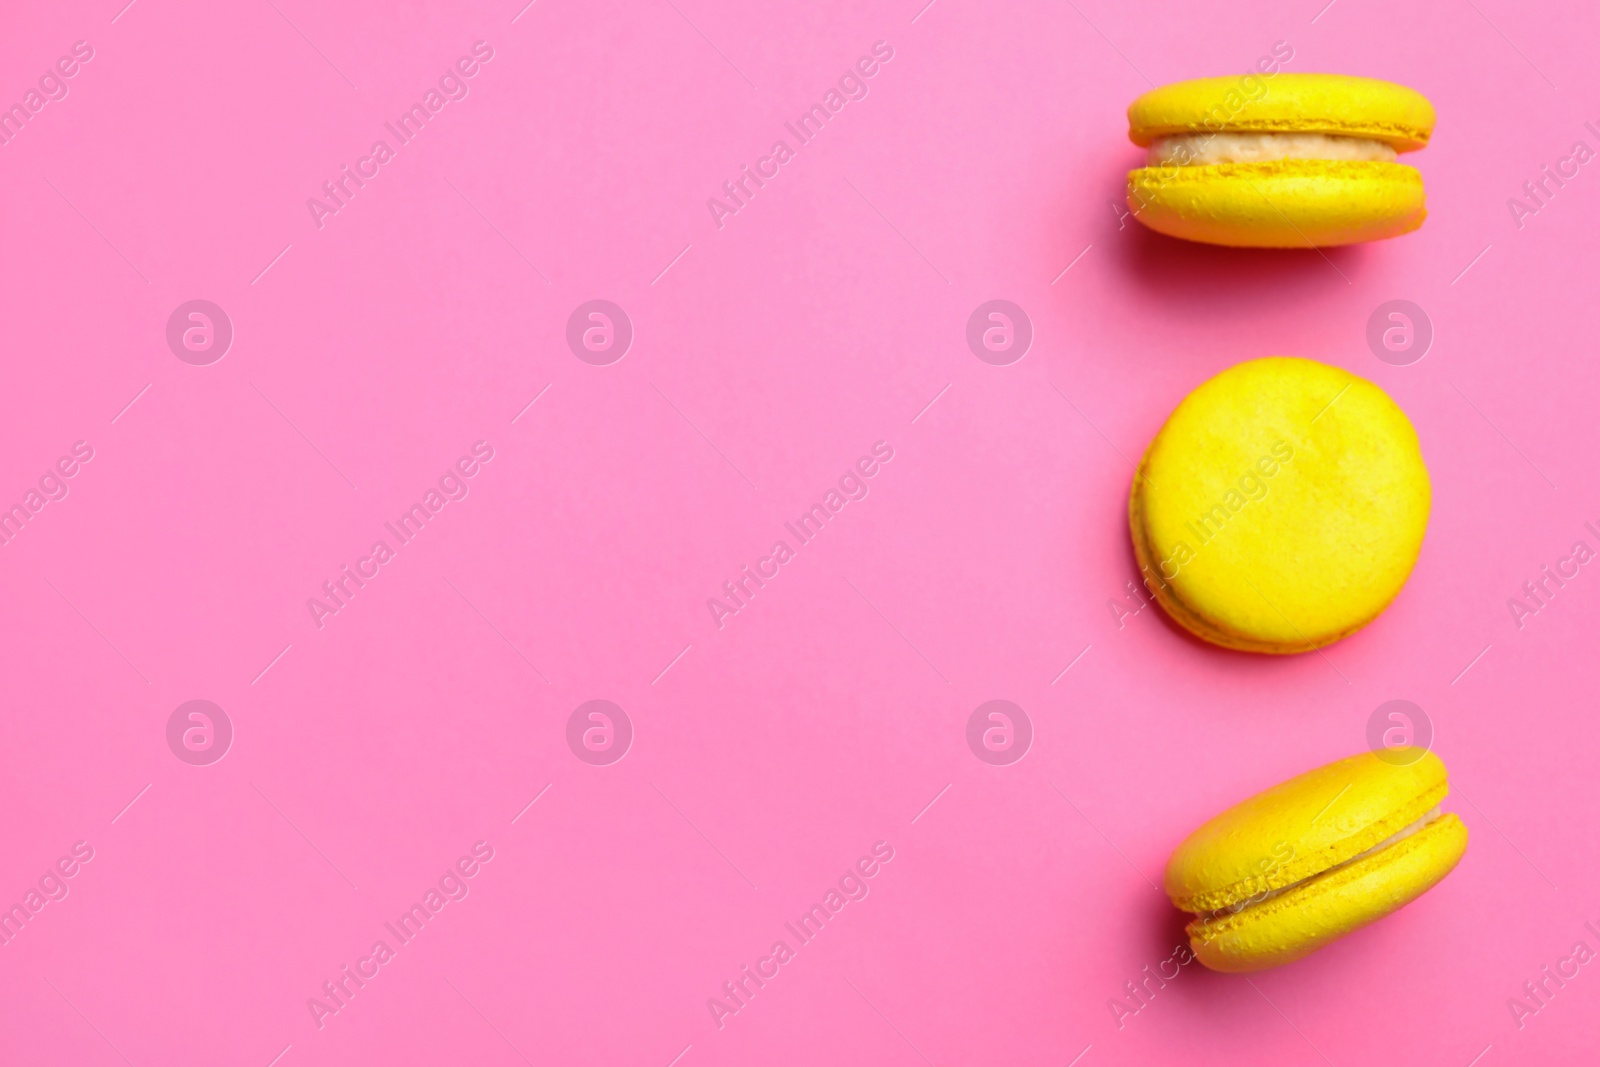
[1147,132,1398,167]
[1204,807,1441,920]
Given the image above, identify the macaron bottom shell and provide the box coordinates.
[1130,357,1431,654]
[1187,812,1468,973]
[1127,159,1426,248]
[1127,472,1348,654]
[1127,460,1408,654]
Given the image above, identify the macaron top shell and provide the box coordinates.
[1133,357,1430,652]
[1127,74,1436,152]
[1165,750,1450,914]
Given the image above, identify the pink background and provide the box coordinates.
[2,0,1598,1063]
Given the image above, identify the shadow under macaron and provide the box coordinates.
[1109,206,1374,310]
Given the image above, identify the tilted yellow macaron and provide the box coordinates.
[1166,749,1467,972]
[1126,74,1435,247]
[1130,357,1429,653]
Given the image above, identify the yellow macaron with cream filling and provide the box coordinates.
[1125,74,1435,247]
[1129,357,1429,653]
[1166,749,1467,972]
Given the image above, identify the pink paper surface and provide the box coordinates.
[2,0,1598,1063]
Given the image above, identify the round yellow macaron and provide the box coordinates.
[1129,357,1429,653]
[1125,74,1436,247]
[1166,749,1467,972]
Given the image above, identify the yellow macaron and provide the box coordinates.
[1166,749,1467,972]
[1129,357,1429,653]
[1125,74,1436,247]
